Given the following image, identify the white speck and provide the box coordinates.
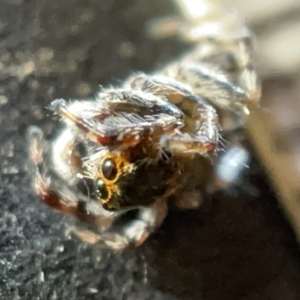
[88,287,98,294]
[118,41,135,58]
[1,165,19,174]
[37,47,54,61]
[75,82,92,97]
[55,245,64,253]
[117,133,124,141]
[0,95,8,106]
[124,128,132,134]
[134,135,140,140]
[39,271,45,282]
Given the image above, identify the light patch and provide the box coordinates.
[51,127,78,183]
[117,133,124,141]
[124,128,132,134]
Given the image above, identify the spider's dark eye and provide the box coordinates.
[94,179,109,200]
[102,158,118,180]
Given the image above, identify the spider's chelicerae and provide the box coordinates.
[27,14,260,249]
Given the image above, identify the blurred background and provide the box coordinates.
[1,0,300,299]
[234,0,300,244]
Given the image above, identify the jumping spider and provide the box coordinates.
[27,23,260,250]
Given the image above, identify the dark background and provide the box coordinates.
[1,0,300,299]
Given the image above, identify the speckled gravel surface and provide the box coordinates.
[1,1,300,299]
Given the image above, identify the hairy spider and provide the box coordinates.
[27,9,260,250]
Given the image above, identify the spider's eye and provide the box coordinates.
[102,158,118,180]
[94,179,109,200]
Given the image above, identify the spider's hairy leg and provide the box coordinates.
[159,103,219,154]
[50,92,185,148]
[127,74,219,154]
[163,35,260,114]
[26,126,114,227]
[26,125,85,217]
[101,176,182,249]
[228,35,261,107]
[159,131,216,154]
[101,198,168,250]
[51,126,81,184]
[49,99,112,145]
[26,126,52,201]
[164,62,246,112]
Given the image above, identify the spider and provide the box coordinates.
[27,15,260,250]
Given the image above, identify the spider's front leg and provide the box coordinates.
[159,103,219,155]
[49,90,185,150]
[26,126,115,228]
[101,193,169,250]
[26,125,150,249]
[126,74,220,155]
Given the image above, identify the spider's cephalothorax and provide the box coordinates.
[83,146,180,211]
[27,4,260,249]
